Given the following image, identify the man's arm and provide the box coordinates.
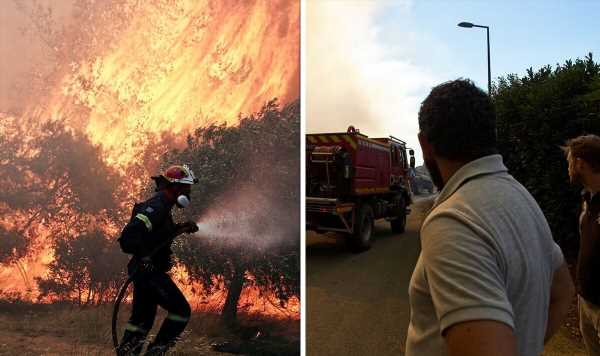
[445,320,517,356]
[421,213,517,356]
[545,261,575,343]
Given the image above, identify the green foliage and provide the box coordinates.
[167,99,300,312]
[494,53,600,257]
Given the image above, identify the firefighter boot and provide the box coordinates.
[143,342,171,356]
[143,317,188,356]
[143,318,185,356]
[116,329,146,356]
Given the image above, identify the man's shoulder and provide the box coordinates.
[459,170,519,196]
[446,172,533,213]
[424,181,491,226]
[422,175,521,242]
[421,202,482,248]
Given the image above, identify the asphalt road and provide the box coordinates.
[306,196,434,356]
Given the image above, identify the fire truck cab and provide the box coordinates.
[306,126,415,252]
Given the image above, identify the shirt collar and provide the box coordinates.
[582,190,599,205]
[582,190,590,200]
[432,154,508,210]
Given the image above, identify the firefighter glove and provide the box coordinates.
[176,221,199,234]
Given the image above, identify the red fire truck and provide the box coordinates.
[306,126,415,252]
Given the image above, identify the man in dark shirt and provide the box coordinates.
[563,135,600,355]
[117,165,199,356]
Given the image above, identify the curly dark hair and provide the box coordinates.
[418,78,498,161]
[561,134,600,173]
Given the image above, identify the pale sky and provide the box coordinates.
[306,0,600,164]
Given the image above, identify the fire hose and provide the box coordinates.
[112,273,135,351]
[111,224,197,353]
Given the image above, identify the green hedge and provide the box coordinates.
[494,53,600,259]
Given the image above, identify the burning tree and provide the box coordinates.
[165,100,300,324]
[0,115,126,299]
[37,229,127,305]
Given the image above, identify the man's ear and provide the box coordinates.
[418,132,434,158]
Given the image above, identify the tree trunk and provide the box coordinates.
[86,285,94,305]
[221,263,246,327]
[97,282,105,305]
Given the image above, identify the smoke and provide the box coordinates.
[307,0,440,164]
[194,185,297,252]
[0,0,76,113]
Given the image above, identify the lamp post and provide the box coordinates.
[458,21,491,95]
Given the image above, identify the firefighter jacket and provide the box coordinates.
[577,191,600,305]
[119,191,178,273]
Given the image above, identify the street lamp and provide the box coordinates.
[458,21,491,95]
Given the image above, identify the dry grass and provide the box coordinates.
[0,300,299,355]
[543,324,586,356]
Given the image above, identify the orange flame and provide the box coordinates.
[35,0,300,167]
[172,266,299,319]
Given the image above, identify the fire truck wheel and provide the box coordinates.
[349,204,374,253]
[390,204,407,234]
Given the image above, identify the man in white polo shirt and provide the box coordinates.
[405,79,574,356]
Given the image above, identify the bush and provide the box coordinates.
[494,53,600,258]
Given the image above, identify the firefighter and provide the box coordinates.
[116,165,200,356]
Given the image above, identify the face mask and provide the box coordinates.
[176,194,191,209]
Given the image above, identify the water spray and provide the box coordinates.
[193,214,266,251]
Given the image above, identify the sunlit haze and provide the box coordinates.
[307,0,600,165]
